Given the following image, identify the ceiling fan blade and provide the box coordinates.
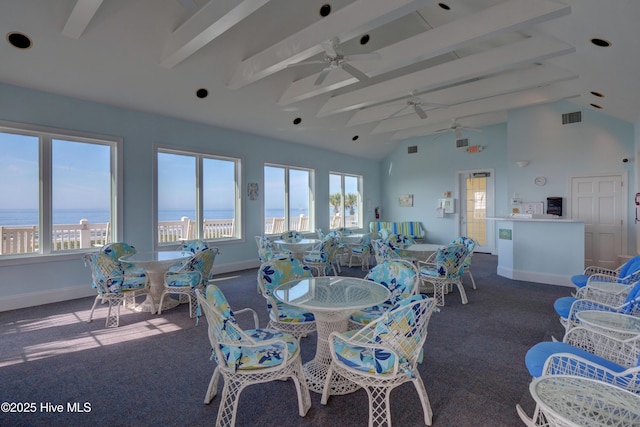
[287,60,325,68]
[314,67,331,86]
[345,52,381,62]
[414,105,427,120]
[321,40,337,57]
[387,105,410,119]
[341,63,369,82]
[433,128,450,134]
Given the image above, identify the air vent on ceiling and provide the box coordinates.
[562,111,582,124]
[456,138,469,149]
[407,145,418,154]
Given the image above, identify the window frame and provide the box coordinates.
[0,119,122,265]
[329,171,363,230]
[263,163,315,235]
[154,146,243,247]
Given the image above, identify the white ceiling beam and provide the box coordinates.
[161,0,271,69]
[388,85,579,140]
[61,0,104,39]
[317,36,575,117]
[279,0,571,106]
[227,0,433,89]
[347,64,577,126]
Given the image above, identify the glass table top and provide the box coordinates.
[274,276,390,313]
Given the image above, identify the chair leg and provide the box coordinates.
[106,295,123,328]
[157,291,167,315]
[454,279,469,305]
[204,366,221,404]
[467,270,477,290]
[290,361,311,416]
[320,364,335,405]
[365,385,393,427]
[412,375,433,426]
[216,377,245,427]
[87,295,101,323]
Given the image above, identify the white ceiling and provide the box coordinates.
[1,0,638,160]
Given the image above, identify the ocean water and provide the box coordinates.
[0,208,309,226]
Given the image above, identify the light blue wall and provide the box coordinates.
[0,83,381,308]
[381,100,636,253]
[381,123,508,244]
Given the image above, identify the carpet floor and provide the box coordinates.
[0,253,570,426]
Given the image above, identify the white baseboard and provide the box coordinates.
[497,266,574,287]
[0,260,262,312]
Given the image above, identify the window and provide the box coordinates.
[264,164,313,234]
[156,149,241,244]
[329,172,362,229]
[0,122,118,257]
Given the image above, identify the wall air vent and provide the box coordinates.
[562,111,582,124]
[407,145,418,154]
[456,138,469,149]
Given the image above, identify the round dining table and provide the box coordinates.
[273,238,320,260]
[402,243,445,260]
[120,250,193,313]
[274,276,390,395]
[529,375,640,426]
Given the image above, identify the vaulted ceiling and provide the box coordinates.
[1,0,638,160]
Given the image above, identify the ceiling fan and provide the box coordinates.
[387,91,445,120]
[287,37,380,86]
[433,119,482,139]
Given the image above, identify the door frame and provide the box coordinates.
[456,168,496,254]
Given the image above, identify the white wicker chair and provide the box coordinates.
[349,259,419,329]
[417,244,469,306]
[159,247,219,318]
[321,294,438,427]
[518,325,640,426]
[554,279,640,332]
[84,253,151,327]
[195,286,311,427]
[256,256,316,339]
[303,235,339,276]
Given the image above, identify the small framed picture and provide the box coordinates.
[247,182,259,200]
[398,194,413,207]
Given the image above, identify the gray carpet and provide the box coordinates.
[0,254,569,426]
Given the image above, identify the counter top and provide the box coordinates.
[486,217,583,223]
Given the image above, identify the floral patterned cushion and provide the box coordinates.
[165,271,201,288]
[270,301,314,322]
[333,332,399,375]
[217,328,299,372]
[205,284,300,372]
[350,302,394,325]
[337,295,430,376]
[87,253,147,293]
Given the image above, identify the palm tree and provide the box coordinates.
[329,193,342,216]
[344,193,358,215]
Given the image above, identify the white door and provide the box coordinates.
[458,170,495,253]
[571,175,625,269]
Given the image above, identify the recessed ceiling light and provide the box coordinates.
[195,88,209,98]
[590,37,611,47]
[293,117,302,125]
[6,32,32,50]
[360,34,370,45]
[590,91,604,98]
[319,4,331,17]
[438,3,451,11]
[590,103,603,109]
[352,135,359,142]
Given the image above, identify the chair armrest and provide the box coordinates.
[564,327,640,368]
[583,265,619,276]
[577,284,631,306]
[233,307,260,329]
[417,261,448,277]
[542,352,640,392]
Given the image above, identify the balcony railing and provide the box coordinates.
[1,214,356,255]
